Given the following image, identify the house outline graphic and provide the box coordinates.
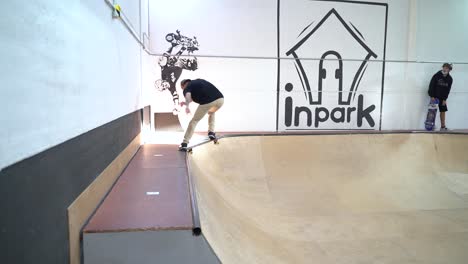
[286,8,378,106]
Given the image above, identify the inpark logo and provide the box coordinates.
[278,2,388,131]
[283,82,376,129]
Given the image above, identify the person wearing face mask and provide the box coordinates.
[428,63,453,131]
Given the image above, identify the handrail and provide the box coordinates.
[146,52,468,65]
[104,0,151,54]
[103,0,468,66]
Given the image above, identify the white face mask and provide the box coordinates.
[442,70,449,76]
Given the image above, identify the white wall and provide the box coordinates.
[148,0,277,132]
[147,0,468,132]
[382,0,468,130]
[414,0,468,62]
[2,0,467,168]
[414,0,468,129]
[0,0,150,169]
[149,0,277,57]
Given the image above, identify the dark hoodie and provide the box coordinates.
[428,71,453,100]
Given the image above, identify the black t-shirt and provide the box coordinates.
[428,71,453,100]
[183,79,224,104]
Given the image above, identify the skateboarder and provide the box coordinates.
[179,79,224,151]
[428,63,453,131]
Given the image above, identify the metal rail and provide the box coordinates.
[185,152,202,236]
[145,52,468,65]
[104,1,468,66]
[104,0,151,54]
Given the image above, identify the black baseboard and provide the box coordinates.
[0,108,146,264]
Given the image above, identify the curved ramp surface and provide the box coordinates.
[189,134,468,264]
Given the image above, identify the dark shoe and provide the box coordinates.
[179,143,188,151]
[208,132,216,140]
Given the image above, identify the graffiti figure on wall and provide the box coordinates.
[155,30,199,115]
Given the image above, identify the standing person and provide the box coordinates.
[428,63,453,131]
[179,79,224,151]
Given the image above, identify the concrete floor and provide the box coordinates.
[189,134,468,264]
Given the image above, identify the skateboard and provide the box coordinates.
[184,136,220,153]
[208,136,220,145]
[424,98,439,131]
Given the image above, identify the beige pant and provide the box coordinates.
[183,98,224,143]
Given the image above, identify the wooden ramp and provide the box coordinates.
[189,133,468,264]
[154,113,183,132]
[82,144,219,264]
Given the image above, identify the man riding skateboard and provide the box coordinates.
[428,63,453,131]
[179,79,224,151]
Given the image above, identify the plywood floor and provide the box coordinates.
[84,144,193,233]
[189,134,468,264]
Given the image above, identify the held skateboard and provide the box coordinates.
[424,98,439,131]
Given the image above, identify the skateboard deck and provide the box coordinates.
[208,136,220,145]
[185,136,220,153]
[424,98,439,131]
